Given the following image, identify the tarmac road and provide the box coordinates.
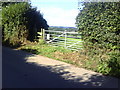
[2,46,119,88]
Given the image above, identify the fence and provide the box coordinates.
[41,29,83,51]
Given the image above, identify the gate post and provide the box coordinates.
[64,30,67,48]
[42,29,45,41]
[47,34,50,40]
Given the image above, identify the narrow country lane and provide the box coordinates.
[2,47,119,88]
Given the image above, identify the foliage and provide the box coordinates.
[107,50,120,77]
[24,9,49,41]
[76,2,120,77]
[97,50,120,77]
[0,7,1,27]
[1,2,20,7]
[76,2,120,50]
[2,2,30,46]
[2,2,49,46]
[97,61,111,75]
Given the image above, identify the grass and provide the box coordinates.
[59,36,81,41]
[18,43,80,66]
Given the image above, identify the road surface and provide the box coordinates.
[2,47,119,88]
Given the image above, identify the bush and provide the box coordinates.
[2,2,30,46]
[2,2,49,46]
[107,51,120,77]
[76,2,120,50]
[76,2,120,77]
[97,50,120,78]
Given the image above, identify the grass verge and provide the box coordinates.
[17,43,82,67]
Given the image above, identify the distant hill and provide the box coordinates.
[48,26,78,31]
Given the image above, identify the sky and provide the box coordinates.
[31,0,80,27]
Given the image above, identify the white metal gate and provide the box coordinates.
[43,29,83,51]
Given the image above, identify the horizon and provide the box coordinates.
[48,25,78,28]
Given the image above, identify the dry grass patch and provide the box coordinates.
[53,51,83,66]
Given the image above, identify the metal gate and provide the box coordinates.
[42,29,83,51]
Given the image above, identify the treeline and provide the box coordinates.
[49,26,78,32]
[76,2,120,77]
[2,2,49,46]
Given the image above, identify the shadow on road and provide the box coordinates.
[2,47,119,88]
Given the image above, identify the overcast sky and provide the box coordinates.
[31,0,80,27]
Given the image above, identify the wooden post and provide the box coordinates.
[64,30,67,48]
[42,29,45,41]
[47,34,50,40]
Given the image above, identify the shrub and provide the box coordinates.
[2,2,49,46]
[76,2,120,77]
[2,2,30,46]
[76,2,120,50]
[107,50,120,77]
[97,50,120,78]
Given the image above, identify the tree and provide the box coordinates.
[25,9,49,41]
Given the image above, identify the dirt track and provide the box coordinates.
[2,46,119,88]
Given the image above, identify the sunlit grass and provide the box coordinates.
[19,43,79,65]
